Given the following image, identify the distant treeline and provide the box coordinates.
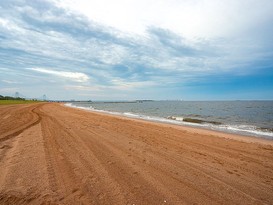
[0,95,25,100]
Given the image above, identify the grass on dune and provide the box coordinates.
[0,100,42,105]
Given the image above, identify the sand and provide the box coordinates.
[0,103,273,205]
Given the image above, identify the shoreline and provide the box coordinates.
[64,101,273,140]
[1,103,273,204]
[63,103,273,146]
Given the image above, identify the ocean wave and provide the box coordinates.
[167,115,273,138]
[216,124,273,139]
[167,116,222,125]
[65,103,273,139]
[167,116,184,121]
[123,112,140,118]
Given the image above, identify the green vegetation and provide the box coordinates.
[0,95,42,105]
[0,94,25,101]
[0,100,41,105]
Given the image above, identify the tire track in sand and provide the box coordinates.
[37,107,128,205]
[0,104,43,143]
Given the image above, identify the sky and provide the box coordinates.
[0,0,273,100]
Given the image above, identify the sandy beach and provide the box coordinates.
[0,103,273,205]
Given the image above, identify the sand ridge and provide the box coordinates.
[0,103,273,204]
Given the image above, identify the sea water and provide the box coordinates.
[66,101,273,139]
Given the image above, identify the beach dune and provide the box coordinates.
[0,103,273,204]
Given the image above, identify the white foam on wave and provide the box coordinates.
[64,103,273,139]
[65,103,124,116]
[123,112,140,118]
[216,124,273,138]
[167,116,184,121]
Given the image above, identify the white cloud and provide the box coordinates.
[52,0,273,38]
[0,17,20,31]
[1,0,272,100]
[64,85,103,92]
[0,18,9,27]
[2,80,19,84]
[28,68,89,82]
[2,0,271,78]
[64,79,157,93]
[111,78,158,90]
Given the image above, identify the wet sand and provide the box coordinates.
[0,103,273,205]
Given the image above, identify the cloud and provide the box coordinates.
[0,0,272,100]
[65,79,157,92]
[1,0,272,75]
[28,68,89,82]
[52,0,273,38]
[110,78,158,90]
[64,85,103,92]
[2,80,19,84]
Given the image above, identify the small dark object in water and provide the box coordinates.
[183,118,222,125]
